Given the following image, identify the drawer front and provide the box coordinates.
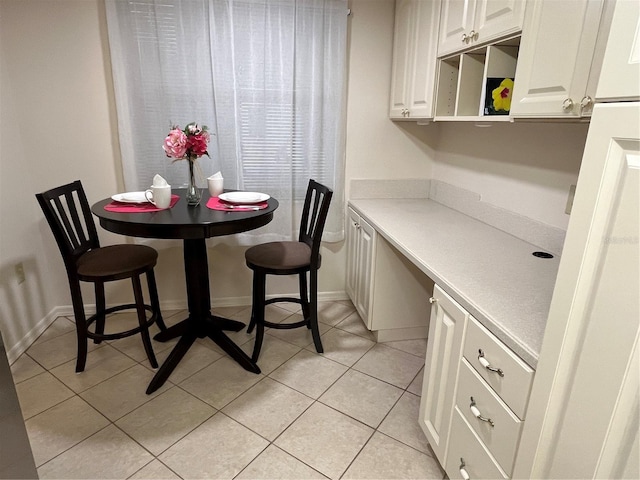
[445,407,508,480]
[463,317,535,418]
[456,359,523,475]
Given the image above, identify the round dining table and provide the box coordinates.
[91,188,279,394]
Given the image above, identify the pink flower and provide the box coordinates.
[163,128,188,159]
[187,131,209,157]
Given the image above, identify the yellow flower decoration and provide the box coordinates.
[492,78,514,112]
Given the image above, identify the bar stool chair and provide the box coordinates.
[245,179,333,362]
[36,180,167,372]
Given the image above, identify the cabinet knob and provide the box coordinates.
[470,397,495,427]
[478,349,504,377]
[429,297,437,304]
[562,98,574,112]
[580,96,593,114]
[469,30,477,40]
[459,458,471,480]
[461,33,468,43]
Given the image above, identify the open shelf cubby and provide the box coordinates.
[435,36,520,121]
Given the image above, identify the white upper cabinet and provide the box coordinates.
[510,0,607,118]
[389,0,441,120]
[596,0,640,102]
[438,0,525,57]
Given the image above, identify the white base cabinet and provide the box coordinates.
[346,207,375,324]
[420,285,535,478]
[346,206,432,341]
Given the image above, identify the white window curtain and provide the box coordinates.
[105,0,347,243]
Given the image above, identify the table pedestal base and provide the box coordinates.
[146,315,260,394]
[146,238,261,395]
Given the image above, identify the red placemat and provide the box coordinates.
[206,196,268,211]
[104,194,180,213]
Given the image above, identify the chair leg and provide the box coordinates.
[309,270,323,354]
[69,279,88,372]
[93,282,106,344]
[132,275,158,369]
[299,272,311,328]
[146,269,167,332]
[250,272,266,362]
[247,271,261,334]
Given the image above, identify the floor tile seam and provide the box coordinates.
[349,364,417,391]
[373,412,436,459]
[332,322,375,341]
[25,393,112,467]
[380,341,429,359]
[34,421,114,473]
[18,371,77,421]
[334,424,377,480]
[300,330,377,368]
[115,395,218,460]
[13,352,48,384]
[125,456,183,480]
[46,346,142,395]
[231,443,327,480]
[28,340,109,372]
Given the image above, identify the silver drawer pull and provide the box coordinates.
[470,397,495,427]
[478,349,504,377]
[459,458,470,480]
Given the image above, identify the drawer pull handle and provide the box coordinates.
[459,458,471,480]
[478,349,504,377]
[470,397,495,427]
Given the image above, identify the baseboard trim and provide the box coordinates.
[9,291,351,364]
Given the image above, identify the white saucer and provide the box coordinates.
[111,192,149,203]
[218,191,270,204]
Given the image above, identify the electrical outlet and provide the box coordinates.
[565,185,576,215]
[15,262,26,284]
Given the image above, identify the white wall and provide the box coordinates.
[433,122,588,230]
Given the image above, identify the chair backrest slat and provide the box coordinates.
[299,179,333,264]
[36,180,100,269]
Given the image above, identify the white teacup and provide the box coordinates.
[207,177,224,197]
[145,184,171,209]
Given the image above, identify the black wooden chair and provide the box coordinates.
[245,179,333,361]
[36,180,166,372]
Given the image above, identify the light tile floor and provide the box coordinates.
[11,300,445,480]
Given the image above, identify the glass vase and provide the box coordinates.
[186,158,201,206]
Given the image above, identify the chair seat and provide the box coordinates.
[245,241,312,272]
[76,244,158,281]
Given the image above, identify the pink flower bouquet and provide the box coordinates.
[163,122,210,162]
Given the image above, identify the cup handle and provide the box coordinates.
[145,189,156,205]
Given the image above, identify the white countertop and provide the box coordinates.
[349,198,560,368]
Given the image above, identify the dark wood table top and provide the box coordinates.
[91,189,279,240]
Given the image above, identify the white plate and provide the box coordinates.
[218,191,270,204]
[111,192,149,203]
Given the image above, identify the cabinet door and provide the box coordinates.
[406,0,441,119]
[510,0,605,118]
[438,0,476,56]
[345,208,360,303]
[596,0,640,102]
[389,0,416,118]
[355,217,375,326]
[473,0,525,46]
[419,285,469,463]
[513,103,640,479]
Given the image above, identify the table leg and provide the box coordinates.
[147,238,260,394]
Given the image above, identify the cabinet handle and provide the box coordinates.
[459,458,471,480]
[562,98,574,112]
[478,349,504,377]
[429,297,437,304]
[470,397,495,427]
[580,96,593,114]
[461,33,468,43]
[469,29,477,40]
